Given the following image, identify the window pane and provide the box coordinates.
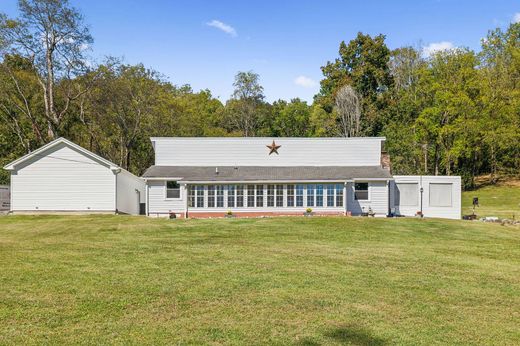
[429,183,452,207]
[188,186,195,207]
[227,185,235,208]
[167,189,180,199]
[354,183,368,201]
[336,184,343,207]
[237,185,244,207]
[247,185,255,207]
[267,185,275,207]
[327,184,334,207]
[316,184,323,207]
[167,181,180,189]
[216,185,224,207]
[276,185,284,207]
[256,185,264,207]
[196,185,204,208]
[208,185,215,207]
[287,184,294,207]
[296,184,304,207]
[307,184,315,207]
[395,183,418,206]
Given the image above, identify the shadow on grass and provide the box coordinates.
[297,325,387,346]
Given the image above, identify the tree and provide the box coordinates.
[225,71,265,136]
[316,32,393,135]
[334,85,361,137]
[1,0,93,138]
[270,98,311,137]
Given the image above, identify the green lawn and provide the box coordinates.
[0,216,519,345]
[462,184,520,219]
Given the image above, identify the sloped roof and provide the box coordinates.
[3,137,119,171]
[142,165,393,182]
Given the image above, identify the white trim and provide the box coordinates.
[150,136,386,141]
[164,180,182,200]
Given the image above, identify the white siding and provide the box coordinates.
[116,170,145,215]
[147,180,186,216]
[11,143,115,212]
[152,137,384,167]
[347,181,389,216]
[391,176,461,219]
[0,185,10,211]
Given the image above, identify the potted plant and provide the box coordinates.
[415,211,423,218]
[304,207,313,217]
[169,212,176,219]
[368,207,375,217]
[225,210,234,218]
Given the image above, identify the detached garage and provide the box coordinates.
[3,137,145,215]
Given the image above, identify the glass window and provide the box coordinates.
[296,184,304,207]
[354,183,369,200]
[276,185,284,207]
[307,184,315,207]
[287,184,295,207]
[216,185,224,207]
[327,184,335,207]
[208,185,215,207]
[166,181,180,199]
[256,185,264,207]
[247,185,255,207]
[336,184,343,207]
[429,183,452,207]
[267,185,275,207]
[227,185,236,208]
[316,184,323,207]
[237,185,244,207]
[196,185,204,208]
[188,185,195,207]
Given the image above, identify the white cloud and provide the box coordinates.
[422,41,455,57]
[294,75,317,88]
[513,12,520,23]
[206,20,237,37]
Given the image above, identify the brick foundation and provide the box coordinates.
[187,211,350,219]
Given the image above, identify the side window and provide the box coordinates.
[166,181,181,199]
[354,183,369,200]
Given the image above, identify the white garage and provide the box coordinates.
[3,137,145,215]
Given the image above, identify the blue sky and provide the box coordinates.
[2,1,519,103]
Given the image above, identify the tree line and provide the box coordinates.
[1,0,519,188]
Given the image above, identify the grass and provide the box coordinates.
[0,215,519,345]
[462,183,520,219]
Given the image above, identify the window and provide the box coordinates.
[316,184,323,207]
[208,185,215,207]
[166,181,180,198]
[335,184,343,207]
[307,184,315,207]
[429,183,452,207]
[396,183,418,206]
[276,185,284,207]
[216,185,224,207]
[256,185,264,207]
[227,185,236,207]
[296,184,304,207]
[196,186,204,208]
[247,185,255,207]
[287,184,295,207]
[267,185,275,207]
[188,185,195,207]
[354,183,369,200]
[237,185,244,207]
[327,184,335,207]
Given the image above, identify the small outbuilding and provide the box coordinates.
[3,137,144,215]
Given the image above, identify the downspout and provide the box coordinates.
[185,184,189,219]
[145,179,149,216]
[113,168,121,214]
[419,175,424,218]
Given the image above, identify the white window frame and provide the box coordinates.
[165,181,181,200]
[353,182,370,201]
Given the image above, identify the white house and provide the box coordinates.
[3,137,145,215]
[142,137,462,219]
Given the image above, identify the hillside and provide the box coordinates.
[462,181,520,219]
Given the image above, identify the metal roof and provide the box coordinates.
[142,166,393,182]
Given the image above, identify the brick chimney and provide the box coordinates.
[381,151,391,172]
